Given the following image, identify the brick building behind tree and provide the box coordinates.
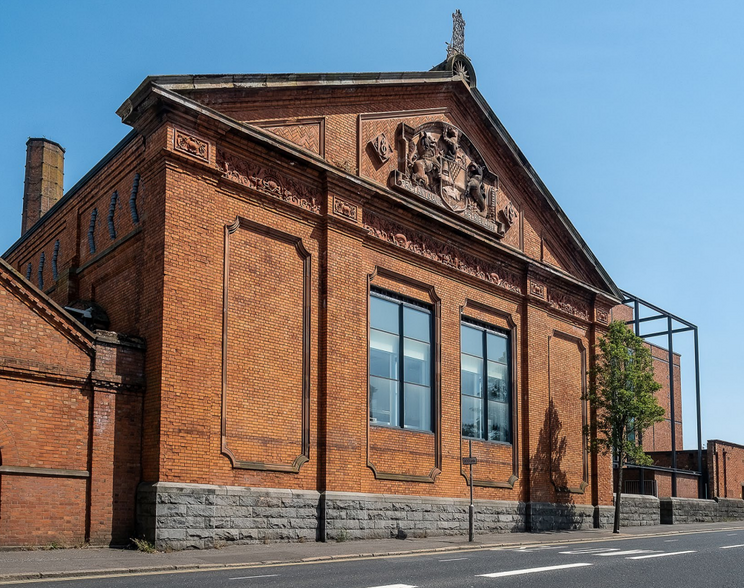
[2,44,742,548]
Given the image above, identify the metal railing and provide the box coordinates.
[625,480,658,497]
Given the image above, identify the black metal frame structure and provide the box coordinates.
[620,290,703,499]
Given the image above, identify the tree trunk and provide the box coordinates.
[614,451,624,534]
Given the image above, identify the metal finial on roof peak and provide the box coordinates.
[446,9,466,58]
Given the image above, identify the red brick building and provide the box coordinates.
[708,440,744,500]
[1,48,639,547]
[0,256,144,546]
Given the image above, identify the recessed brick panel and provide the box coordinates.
[548,331,587,495]
[224,222,306,469]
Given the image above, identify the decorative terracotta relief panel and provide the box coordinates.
[332,197,358,222]
[174,129,209,162]
[529,278,546,300]
[389,121,505,236]
[358,108,449,185]
[501,200,518,229]
[369,132,393,164]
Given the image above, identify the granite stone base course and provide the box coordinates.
[617,493,661,526]
[138,483,620,549]
[526,502,599,532]
[323,491,527,541]
[137,482,321,550]
[660,497,744,524]
[717,498,744,520]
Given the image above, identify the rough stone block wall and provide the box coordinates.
[660,497,744,524]
[716,498,744,520]
[526,502,597,531]
[141,484,637,549]
[137,483,321,549]
[617,493,660,526]
[323,491,525,541]
[594,505,615,529]
[661,497,719,524]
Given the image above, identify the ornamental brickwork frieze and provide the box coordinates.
[389,121,508,237]
[547,288,590,322]
[364,211,522,295]
[217,149,321,214]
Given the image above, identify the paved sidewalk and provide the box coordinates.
[2,522,743,583]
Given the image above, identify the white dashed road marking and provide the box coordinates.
[229,575,279,581]
[721,544,744,549]
[560,547,620,555]
[664,539,679,542]
[628,551,696,559]
[478,563,593,578]
[439,557,469,561]
[366,585,418,588]
[597,549,654,557]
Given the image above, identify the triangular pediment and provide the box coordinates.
[119,71,620,299]
[0,258,93,376]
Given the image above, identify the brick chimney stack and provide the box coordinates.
[22,138,65,235]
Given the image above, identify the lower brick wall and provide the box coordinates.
[0,475,88,546]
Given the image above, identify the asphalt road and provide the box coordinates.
[4,528,744,588]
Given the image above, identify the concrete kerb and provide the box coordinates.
[2,524,744,585]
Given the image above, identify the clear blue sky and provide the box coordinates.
[1,1,742,446]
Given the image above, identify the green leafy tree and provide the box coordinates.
[584,320,665,534]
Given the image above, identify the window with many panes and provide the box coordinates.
[460,321,511,443]
[369,289,433,431]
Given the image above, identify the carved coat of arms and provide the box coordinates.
[389,122,505,236]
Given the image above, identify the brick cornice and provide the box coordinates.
[0,363,89,388]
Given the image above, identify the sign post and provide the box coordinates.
[463,440,477,542]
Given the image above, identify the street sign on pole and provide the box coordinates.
[462,457,478,466]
